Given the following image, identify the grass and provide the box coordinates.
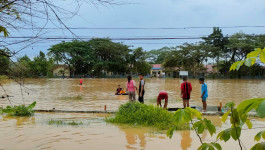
[48,119,84,126]
[58,95,83,100]
[106,102,189,130]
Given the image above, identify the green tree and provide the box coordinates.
[163,43,207,77]
[130,47,151,75]
[203,27,229,70]
[48,38,132,77]
[227,32,265,62]
[146,47,170,64]
[88,38,131,76]
[0,49,10,75]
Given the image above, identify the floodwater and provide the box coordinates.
[0,78,264,111]
[0,113,264,150]
[0,78,265,150]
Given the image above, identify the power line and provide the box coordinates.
[1,36,202,40]
[7,25,265,30]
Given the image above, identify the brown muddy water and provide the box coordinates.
[0,113,265,150]
[0,78,265,150]
[0,78,264,111]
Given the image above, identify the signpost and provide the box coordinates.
[179,71,188,81]
[179,71,188,76]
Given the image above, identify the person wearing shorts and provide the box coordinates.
[180,76,192,108]
[157,91,168,109]
[126,75,137,102]
[199,78,208,111]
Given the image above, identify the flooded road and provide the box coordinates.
[0,113,264,150]
[0,78,264,111]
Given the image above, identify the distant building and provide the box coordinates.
[51,65,70,77]
[150,64,165,78]
[204,64,218,74]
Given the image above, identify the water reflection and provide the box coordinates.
[119,126,147,149]
[180,130,192,150]
[1,115,36,126]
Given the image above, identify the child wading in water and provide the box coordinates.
[138,73,145,103]
[199,78,208,112]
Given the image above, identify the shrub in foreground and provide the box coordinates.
[0,101,36,116]
[106,102,181,130]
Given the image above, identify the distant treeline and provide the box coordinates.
[0,28,264,78]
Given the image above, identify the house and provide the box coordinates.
[51,65,70,77]
[150,64,165,78]
[204,64,218,74]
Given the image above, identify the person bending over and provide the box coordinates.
[157,91,168,109]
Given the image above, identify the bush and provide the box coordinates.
[106,102,181,130]
[0,101,36,116]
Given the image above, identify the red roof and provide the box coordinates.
[152,64,162,68]
[204,65,215,73]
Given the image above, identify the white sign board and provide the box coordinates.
[180,71,188,76]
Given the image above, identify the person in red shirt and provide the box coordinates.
[180,76,192,108]
[79,77,83,85]
[157,91,168,109]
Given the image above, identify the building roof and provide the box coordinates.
[151,64,164,70]
[204,65,216,73]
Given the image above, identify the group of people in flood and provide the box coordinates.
[116,74,208,111]
[179,76,208,111]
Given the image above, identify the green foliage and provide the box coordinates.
[48,119,84,126]
[106,102,175,130]
[163,43,208,77]
[237,98,265,118]
[0,49,10,75]
[167,107,218,149]
[217,99,265,149]
[198,143,222,150]
[0,26,9,37]
[230,48,265,71]
[193,118,216,136]
[48,38,140,76]
[254,131,265,142]
[13,52,54,77]
[217,127,241,141]
[0,101,36,116]
[146,47,170,64]
[251,142,265,150]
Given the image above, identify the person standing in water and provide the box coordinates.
[138,73,145,103]
[180,76,192,108]
[157,91,168,109]
[199,78,208,112]
[126,75,137,102]
[79,77,83,85]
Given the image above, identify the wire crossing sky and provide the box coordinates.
[2,0,265,58]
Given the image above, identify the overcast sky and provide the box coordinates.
[4,0,265,58]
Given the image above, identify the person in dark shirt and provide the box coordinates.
[157,91,168,109]
[180,76,192,108]
[115,85,122,95]
[138,73,145,103]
